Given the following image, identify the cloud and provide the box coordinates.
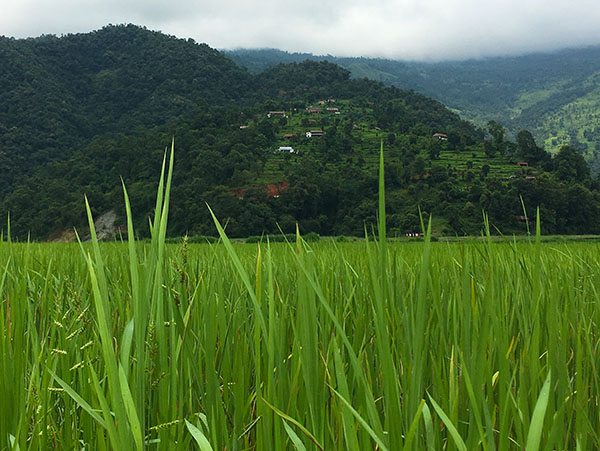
[2,0,600,60]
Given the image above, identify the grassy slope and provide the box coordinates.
[536,74,600,169]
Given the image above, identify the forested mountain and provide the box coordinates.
[0,25,598,239]
[227,46,600,171]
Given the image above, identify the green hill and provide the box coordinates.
[0,25,597,239]
[227,46,600,171]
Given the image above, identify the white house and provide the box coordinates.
[305,130,325,138]
[278,146,295,153]
[268,111,287,118]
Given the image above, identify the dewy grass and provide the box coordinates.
[1,144,600,449]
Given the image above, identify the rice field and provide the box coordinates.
[2,148,600,450]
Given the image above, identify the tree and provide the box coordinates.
[553,145,590,183]
[480,164,490,180]
[487,120,505,154]
[483,140,495,158]
[516,130,550,164]
[427,140,441,160]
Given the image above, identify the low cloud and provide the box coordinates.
[2,0,600,60]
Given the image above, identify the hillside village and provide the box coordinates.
[234,98,542,209]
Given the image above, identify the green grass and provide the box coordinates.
[4,232,600,449]
[2,147,600,449]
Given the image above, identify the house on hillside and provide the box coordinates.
[306,130,325,138]
[267,111,287,118]
[278,146,295,153]
[306,107,321,114]
[282,133,296,140]
[433,132,448,141]
[233,188,247,199]
[239,125,249,129]
[326,107,340,114]
[516,161,529,167]
[232,181,289,200]
[266,182,289,198]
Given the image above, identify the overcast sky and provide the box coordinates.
[2,0,600,61]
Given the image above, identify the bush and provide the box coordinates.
[245,234,296,243]
[304,232,321,242]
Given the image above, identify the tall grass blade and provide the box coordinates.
[118,365,143,450]
[262,398,325,451]
[207,205,267,338]
[330,387,389,451]
[186,419,214,451]
[283,420,308,451]
[49,371,107,429]
[428,395,467,451]
[526,371,552,451]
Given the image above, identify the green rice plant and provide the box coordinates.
[1,142,600,449]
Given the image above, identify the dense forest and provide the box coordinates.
[227,47,600,172]
[1,24,599,240]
